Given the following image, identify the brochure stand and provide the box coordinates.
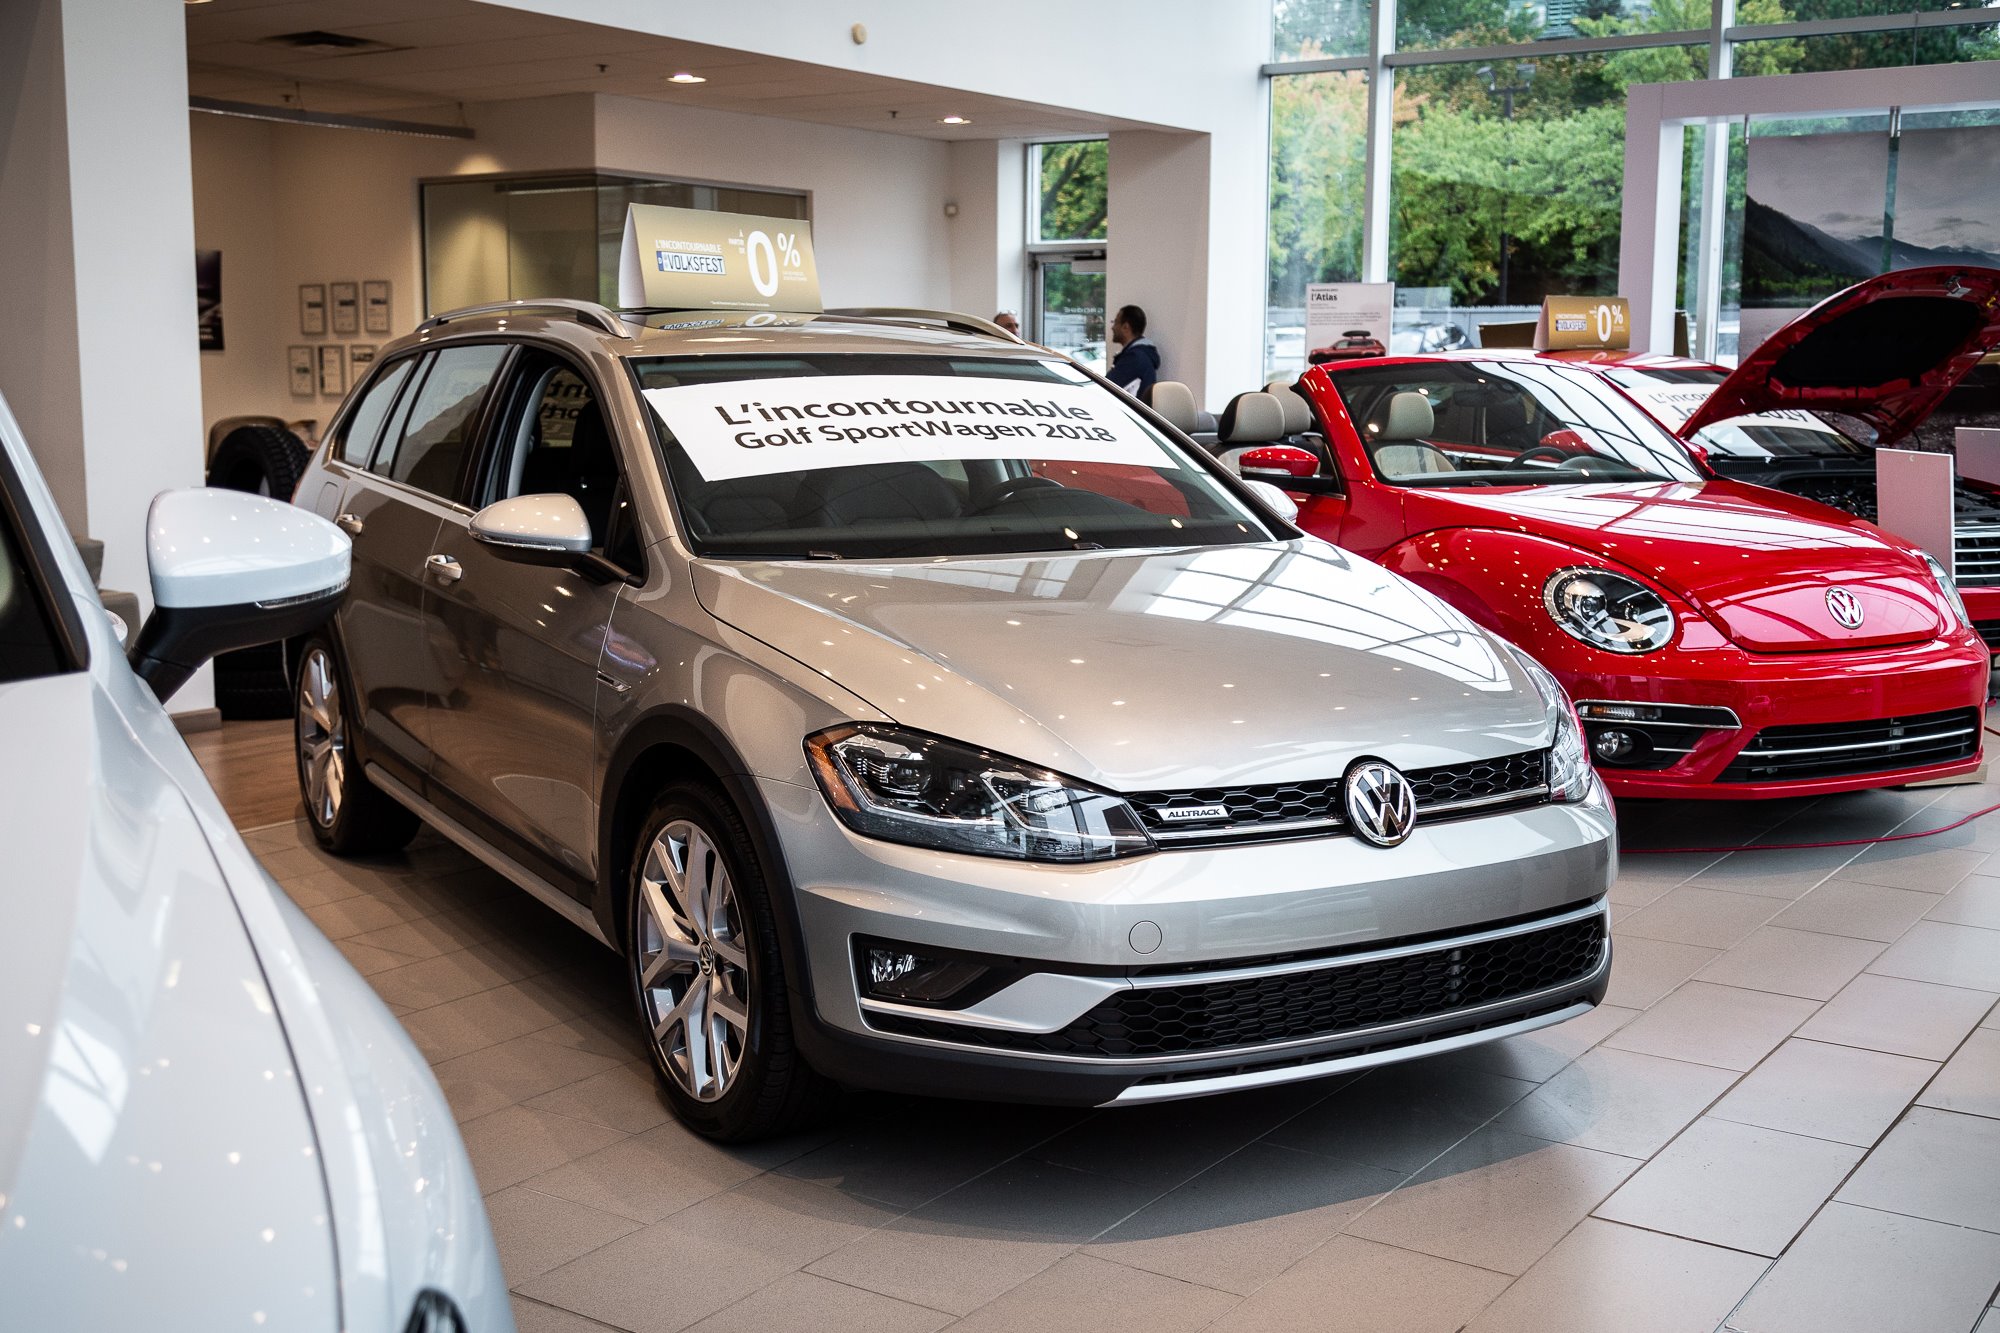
[1874,448,1956,572]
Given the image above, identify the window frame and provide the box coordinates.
[365,340,517,506]
[0,438,89,679]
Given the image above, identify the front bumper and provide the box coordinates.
[758,777,1616,1104]
[1558,632,1990,800]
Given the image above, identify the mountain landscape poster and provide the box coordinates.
[1891,125,2000,272]
[1742,131,1891,309]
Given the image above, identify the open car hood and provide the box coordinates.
[1680,266,2000,447]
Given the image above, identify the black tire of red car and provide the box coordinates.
[293,634,421,857]
[206,425,313,718]
[626,782,836,1142]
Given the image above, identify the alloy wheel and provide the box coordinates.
[635,820,751,1102]
[297,646,346,827]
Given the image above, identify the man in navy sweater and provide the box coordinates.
[1108,304,1161,401]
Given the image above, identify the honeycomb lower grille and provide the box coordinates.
[869,913,1606,1060]
[1127,748,1548,846]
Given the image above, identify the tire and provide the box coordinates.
[207,424,309,501]
[294,636,420,856]
[209,424,312,718]
[627,781,833,1141]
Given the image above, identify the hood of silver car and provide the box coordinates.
[0,672,338,1331]
[693,540,1552,789]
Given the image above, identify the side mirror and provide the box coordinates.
[1242,479,1300,525]
[129,488,350,702]
[469,493,593,567]
[1240,445,1321,480]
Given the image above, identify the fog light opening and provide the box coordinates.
[859,944,990,1004]
[1587,726,1650,766]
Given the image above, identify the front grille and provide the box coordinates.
[869,912,1606,1059]
[1956,524,2000,589]
[1127,748,1547,846]
[1719,706,1981,783]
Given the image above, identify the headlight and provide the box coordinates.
[1509,647,1596,803]
[1542,567,1674,654]
[1921,552,1970,629]
[806,724,1155,862]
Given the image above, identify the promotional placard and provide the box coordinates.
[363,280,392,334]
[1876,447,1956,571]
[642,374,1175,482]
[618,204,822,312]
[1535,296,1630,351]
[288,345,314,396]
[330,281,360,335]
[1304,283,1393,365]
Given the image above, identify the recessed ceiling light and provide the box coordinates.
[668,71,706,84]
[939,115,971,125]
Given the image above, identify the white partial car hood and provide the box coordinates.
[0,672,338,1329]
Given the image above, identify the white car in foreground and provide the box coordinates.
[0,394,510,1331]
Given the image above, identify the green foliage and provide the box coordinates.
[1268,66,1369,299]
[1037,141,1108,242]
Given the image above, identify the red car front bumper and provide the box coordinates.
[1557,631,1990,800]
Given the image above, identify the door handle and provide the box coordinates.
[425,553,463,584]
[335,512,364,536]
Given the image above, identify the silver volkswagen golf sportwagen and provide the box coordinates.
[291,298,1615,1140]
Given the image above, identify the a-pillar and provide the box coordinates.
[0,0,207,707]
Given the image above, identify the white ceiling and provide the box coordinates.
[185,0,1127,140]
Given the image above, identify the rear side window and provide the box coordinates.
[373,345,509,498]
[333,357,416,466]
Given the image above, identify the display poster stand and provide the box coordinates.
[1875,448,1956,572]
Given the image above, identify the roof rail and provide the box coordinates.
[821,307,1023,343]
[417,299,634,340]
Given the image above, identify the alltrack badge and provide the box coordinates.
[1825,587,1865,630]
[1344,759,1417,847]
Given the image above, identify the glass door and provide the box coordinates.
[1032,254,1106,373]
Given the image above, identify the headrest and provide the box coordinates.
[1218,392,1285,445]
[1262,381,1312,436]
[1369,391,1434,442]
[1151,380,1198,434]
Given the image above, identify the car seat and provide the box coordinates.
[1366,391,1455,476]
[797,462,965,527]
[520,400,621,541]
[1262,381,1315,441]
[1151,381,1200,437]
[1213,391,1286,476]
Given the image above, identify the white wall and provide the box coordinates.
[946,138,1027,325]
[592,94,951,309]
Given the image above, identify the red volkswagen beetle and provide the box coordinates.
[1239,268,2000,800]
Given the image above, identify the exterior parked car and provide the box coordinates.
[288,299,1616,1141]
[0,395,509,1329]
[1307,330,1388,364]
[1238,270,2000,800]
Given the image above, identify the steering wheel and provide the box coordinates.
[981,474,1065,507]
[1514,445,1575,466]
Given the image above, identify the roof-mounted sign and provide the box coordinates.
[1535,295,1630,351]
[617,204,822,313]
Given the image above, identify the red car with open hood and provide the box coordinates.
[1237,267,2000,799]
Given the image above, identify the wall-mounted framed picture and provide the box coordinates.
[363,280,392,334]
[349,343,377,372]
[299,283,326,336]
[288,345,314,396]
[330,281,360,335]
[317,343,346,397]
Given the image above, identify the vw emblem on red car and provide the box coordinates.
[1344,759,1417,847]
[1826,587,1866,630]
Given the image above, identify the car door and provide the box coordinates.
[334,343,511,782]
[421,347,638,891]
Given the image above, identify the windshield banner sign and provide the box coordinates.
[643,375,1180,481]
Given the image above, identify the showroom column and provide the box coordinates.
[1108,123,1266,413]
[0,0,206,671]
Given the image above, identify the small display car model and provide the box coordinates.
[289,294,1614,1141]
[1307,329,1388,364]
[0,394,508,1330]
[1237,268,2000,800]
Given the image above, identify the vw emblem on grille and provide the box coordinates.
[1344,759,1417,847]
[1826,587,1865,630]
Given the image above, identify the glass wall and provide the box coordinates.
[421,172,808,315]
[1029,141,1111,370]
[1265,0,1998,378]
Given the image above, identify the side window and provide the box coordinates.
[332,357,416,466]
[487,357,641,568]
[373,344,509,499]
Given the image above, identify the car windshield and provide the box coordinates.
[1600,366,1867,460]
[1327,360,1706,488]
[632,353,1276,559]
[0,463,73,685]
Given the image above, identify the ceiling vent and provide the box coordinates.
[258,30,404,56]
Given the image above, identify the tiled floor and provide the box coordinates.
[214,737,2000,1333]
